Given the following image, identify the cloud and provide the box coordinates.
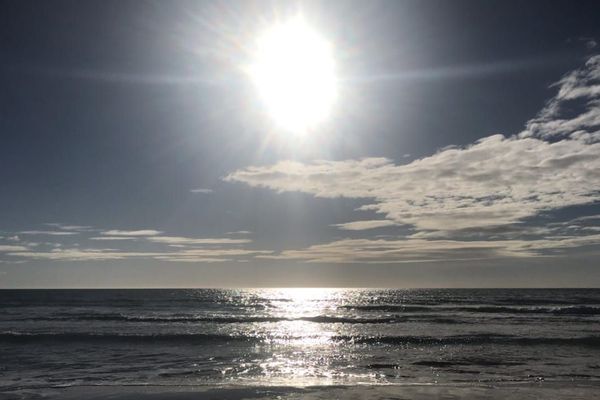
[1,225,264,263]
[19,230,79,236]
[6,57,600,267]
[153,257,231,263]
[571,214,600,223]
[226,230,253,235]
[0,245,28,252]
[89,236,139,241]
[101,229,162,236]
[190,188,214,194]
[174,248,269,256]
[226,56,600,236]
[153,249,271,263]
[147,236,252,245]
[332,220,396,231]
[6,247,270,262]
[520,55,600,141]
[257,234,600,264]
[579,37,598,50]
[221,55,600,264]
[7,249,162,261]
[44,223,92,232]
[226,135,600,232]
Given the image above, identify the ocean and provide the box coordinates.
[1,288,600,397]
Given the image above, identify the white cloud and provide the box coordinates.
[152,248,271,263]
[2,225,263,264]
[89,236,139,241]
[521,55,600,141]
[226,56,600,235]
[226,135,600,232]
[7,57,600,267]
[332,220,396,231]
[6,247,270,262]
[7,249,154,261]
[222,55,600,264]
[101,229,162,236]
[257,234,600,264]
[148,236,251,245]
[153,257,231,263]
[190,188,214,194]
[44,223,92,232]
[0,245,28,252]
[176,248,269,256]
[572,215,600,223]
[19,230,79,236]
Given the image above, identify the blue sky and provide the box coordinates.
[1,0,600,287]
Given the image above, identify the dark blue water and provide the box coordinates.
[1,289,600,391]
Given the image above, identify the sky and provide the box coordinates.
[1,0,600,288]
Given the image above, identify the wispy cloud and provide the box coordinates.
[521,55,600,141]
[153,257,231,263]
[571,215,600,223]
[0,245,28,252]
[257,234,600,264]
[6,247,270,262]
[19,230,79,236]
[332,220,396,231]
[1,225,262,263]
[153,249,272,263]
[581,37,598,50]
[101,229,162,237]
[0,224,262,263]
[89,236,139,241]
[190,188,214,194]
[7,249,163,261]
[44,223,92,232]
[148,236,252,245]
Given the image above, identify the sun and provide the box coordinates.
[248,17,337,135]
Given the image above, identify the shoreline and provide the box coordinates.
[4,382,600,400]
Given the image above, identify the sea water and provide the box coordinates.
[1,289,599,391]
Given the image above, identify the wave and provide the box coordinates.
[4,331,600,348]
[340,305,600,315]
[0,332,260,344]
[332,334,600,347]
[412,358,524,367]
[367,358,524,369]
[5,313,462,324]
[340,305,434,312]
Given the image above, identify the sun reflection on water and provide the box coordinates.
[260,288,341,344]
[242,289,377,385]
[207,288,388,386]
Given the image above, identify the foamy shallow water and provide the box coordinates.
[1,289,600,393]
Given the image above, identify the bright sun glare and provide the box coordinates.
[248,18,337,135]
